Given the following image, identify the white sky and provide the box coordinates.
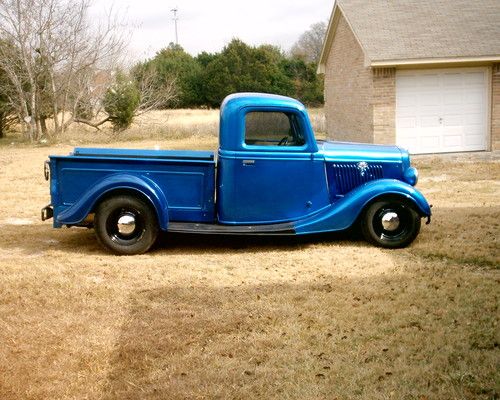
[90,0,334,60]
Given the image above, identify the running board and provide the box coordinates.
[167,221,295,235]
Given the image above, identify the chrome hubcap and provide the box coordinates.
[381,211,400,231]
[117,213,136,236]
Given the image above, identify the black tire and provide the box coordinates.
[94,195,159,255]
[361,199,421,248]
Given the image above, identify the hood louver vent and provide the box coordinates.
[331,162,384,195]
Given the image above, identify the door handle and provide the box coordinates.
[242,159,255,166]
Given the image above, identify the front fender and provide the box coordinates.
[295,179,431,234]
[55,173,169,230]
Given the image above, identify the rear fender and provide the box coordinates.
[55,173,169,230]
[295,179,431,234]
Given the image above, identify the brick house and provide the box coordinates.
[318,0,500,154]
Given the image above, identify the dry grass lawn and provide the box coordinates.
[0,114,498,399]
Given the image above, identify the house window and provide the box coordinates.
[244,111,305,147]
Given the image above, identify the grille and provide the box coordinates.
[330,162,384,195]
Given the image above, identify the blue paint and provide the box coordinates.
[44,92,431,237]
[49,150,216,227]
[55,173,170,229]
[294,179,431,234]
[219,93,317,153]
[72,147,214,161]
[217,152,330,224]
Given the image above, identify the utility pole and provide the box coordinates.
[171,7,179,45]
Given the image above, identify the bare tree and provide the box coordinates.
[290,21,327,64]
[0,0,127,141]
[134,66,177,116]
[0,60,17,138]
[0,103,16,138]
[70,68,178,131]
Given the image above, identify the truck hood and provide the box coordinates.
[317,140,405,163]
[317,140,418,189]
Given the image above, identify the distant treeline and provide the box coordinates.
[0,0,325,141]
[132,39,324,109]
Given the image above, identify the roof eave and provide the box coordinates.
[318,1,371,74]
[317,2,340,74]
[371,55,500,67]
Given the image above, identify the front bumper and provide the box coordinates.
[41,204,53,221]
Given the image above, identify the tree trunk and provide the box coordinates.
[40,117,48,136]
[30,120,37,142]
[20,102,32,142]
[29,90,38,141]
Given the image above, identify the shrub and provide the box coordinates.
[103,73,140,131]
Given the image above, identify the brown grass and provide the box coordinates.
[0,116,499,399]
[0,108,325,146]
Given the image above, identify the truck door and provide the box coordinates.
[217,109,330,224]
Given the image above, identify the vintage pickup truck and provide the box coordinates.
[41,93,431,254]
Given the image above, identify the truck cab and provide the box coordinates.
[42,93,431,254]
[217,93,329,224]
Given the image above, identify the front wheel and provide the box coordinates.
[361,199,421,248]
[94,195,159,255]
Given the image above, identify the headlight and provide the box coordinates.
[404,167,418,186]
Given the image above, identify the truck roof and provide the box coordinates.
[220,92,305,112]
[219,93,308,151]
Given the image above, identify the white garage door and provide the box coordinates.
[396,68,489,154]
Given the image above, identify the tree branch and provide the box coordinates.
[72,116,110,130]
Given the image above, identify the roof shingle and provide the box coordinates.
[330,0,500,64]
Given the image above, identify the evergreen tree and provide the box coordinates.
[201,39,294,107]
[131,38,324,110]
[103,72,140,131]
[135,43,202,108]
[280,57,324,106]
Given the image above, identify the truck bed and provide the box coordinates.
[49,147,216,226]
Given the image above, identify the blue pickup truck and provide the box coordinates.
[42,93,431,254]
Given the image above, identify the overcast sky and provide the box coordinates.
[90,0,334,60]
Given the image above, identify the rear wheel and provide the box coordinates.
[94,195,159,255]
[361,199,421,248]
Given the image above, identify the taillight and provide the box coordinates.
[44,160,50,181]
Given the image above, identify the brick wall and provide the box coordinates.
[372,68,396,145]
[324,12,373,143]
[492,64,500,151]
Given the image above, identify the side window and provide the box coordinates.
[244,111,305,147]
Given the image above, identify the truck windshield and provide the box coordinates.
[244,111,305,147]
